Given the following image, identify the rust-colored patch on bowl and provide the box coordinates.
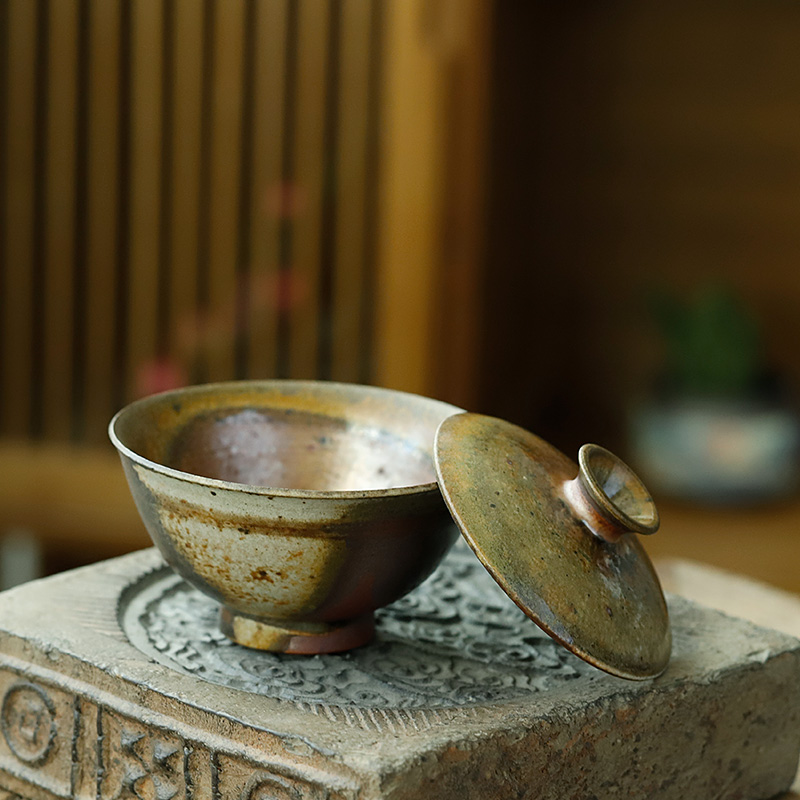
[110,381,461,653]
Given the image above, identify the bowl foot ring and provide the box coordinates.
[219,607,375,654]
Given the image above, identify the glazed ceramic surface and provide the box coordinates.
[109,381,462,653]
[435,413,670,680]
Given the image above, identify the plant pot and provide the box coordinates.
[628,397,800,504]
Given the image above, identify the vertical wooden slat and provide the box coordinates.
[315,0,341,380]
[69,0,90,440]
[29,0,48,438]
[245,0,288,380]
[287,0,330,379]
[168,0,203,375]
[156,0,174,359]
[194,0,213,383]
[233,0,255,380]
[330,0,371,383]
[373,0,446,395]
[126,0,162,398]
[84,0,120,440]
[431,0,491,410]
[42,0,79,440]
[2,0,38,435]
[275,0,298,379]
[358,0,383,384]
[205,0,245,383]
[111,0,132,418]
[0,2,6,428]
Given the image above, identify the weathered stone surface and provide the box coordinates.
[0,542,798,799]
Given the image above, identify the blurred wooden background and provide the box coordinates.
[0,0,487,446]
[0,0,489,571]
[480,0,800,593]
[482,0,800,453]
[3,0,800,590]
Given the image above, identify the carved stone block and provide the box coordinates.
[0,543,798,799]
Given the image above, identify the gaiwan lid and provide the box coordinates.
[434,412,671,680]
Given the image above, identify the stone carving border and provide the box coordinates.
[0,683,57,768]
[0,663,360,800]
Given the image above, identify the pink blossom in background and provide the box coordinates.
[136,357,188,398]
[263,181,308,219]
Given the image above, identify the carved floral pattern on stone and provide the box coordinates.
[114,727,182,799]
[126,545,588,709]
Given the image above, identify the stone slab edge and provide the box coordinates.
[0,549,798,799]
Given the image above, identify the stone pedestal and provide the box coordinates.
[0,543,798,799]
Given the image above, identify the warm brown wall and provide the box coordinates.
[481,0,800,455]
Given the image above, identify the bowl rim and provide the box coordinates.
[108,379,464,500]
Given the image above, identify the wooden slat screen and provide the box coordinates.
[0,0,382,445]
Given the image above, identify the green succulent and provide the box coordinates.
[651,283,762,398]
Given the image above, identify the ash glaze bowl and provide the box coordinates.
[109,380,462,653]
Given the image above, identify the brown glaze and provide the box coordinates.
[167,407,435,491]
[434,412,671,680]
[110,381,462,654]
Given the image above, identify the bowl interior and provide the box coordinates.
[112,381,460,493]
[167,406,436,491]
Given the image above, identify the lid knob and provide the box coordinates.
[562,444,659,544]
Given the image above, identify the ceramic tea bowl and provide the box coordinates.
[110,380,462,654]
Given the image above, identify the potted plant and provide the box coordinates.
[629,283,800,503]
